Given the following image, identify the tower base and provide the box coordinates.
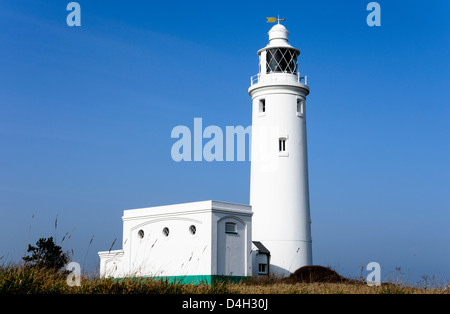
[260,240,312,277]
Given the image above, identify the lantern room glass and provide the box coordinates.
[266,48,299,74]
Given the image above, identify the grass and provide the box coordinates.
[1,265,448,294]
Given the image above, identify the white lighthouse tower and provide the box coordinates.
[249,22,312,276]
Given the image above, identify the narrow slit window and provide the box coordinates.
[297,99,304,115]
[279,138,286,152]
[259,99,266,113]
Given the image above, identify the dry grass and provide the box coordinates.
[238,274,450,294]
[0,265,448,294]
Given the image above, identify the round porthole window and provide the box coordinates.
[189,225,196,235]
[162,227,170,237]
[138,229,144,239]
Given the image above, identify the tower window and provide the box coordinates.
[162,227,170,237]
[297,99,304,116]
[258,263,267,274]
[279,138,286,152]
[138,229,144,239]
[225,222,237,234]
[259,99,266,114]
[189,225,197,235]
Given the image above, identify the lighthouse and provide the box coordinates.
[98,21,313,282]
[249,22,312,276]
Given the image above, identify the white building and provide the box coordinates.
[98,22,312,283]
[99,201,252,284]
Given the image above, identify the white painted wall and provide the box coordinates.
[98,250,125,278]
[125,214,210,277]
[251,244,270,276]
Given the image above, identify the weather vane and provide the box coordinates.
[266,15,285,24]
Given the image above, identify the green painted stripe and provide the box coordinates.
[116,275,249,285]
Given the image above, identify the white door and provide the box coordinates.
[217,219,246,276]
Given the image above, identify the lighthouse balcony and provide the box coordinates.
[251,72,307,86]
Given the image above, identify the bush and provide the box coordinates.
[22,237,69,271]
[285,265,351,283]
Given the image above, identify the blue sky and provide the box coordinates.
[1,0,449,284]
